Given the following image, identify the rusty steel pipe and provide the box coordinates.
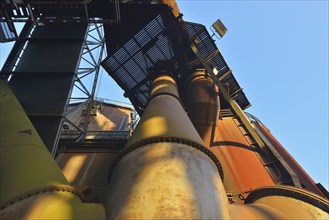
[183,69,276,204]
[182,70,329,217]
[183,69,220,148]
[106,71,229,219]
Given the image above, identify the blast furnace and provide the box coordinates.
[1,0,328,219]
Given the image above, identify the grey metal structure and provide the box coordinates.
[66,22,106,141]
[1,1,120,155]
[6,22,88,155]
[0,0,121,24]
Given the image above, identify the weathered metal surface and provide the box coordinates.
[107,142,229,219]
[212,118,276,201]
[108,136,224,182]
[125,74,205,148]
[182,70,275,203]
[187,39,303,188]
[106,73,229,219]
[183,69,220,147]
[63,101,132,132]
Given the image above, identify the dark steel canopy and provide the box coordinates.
[101,7,250,115]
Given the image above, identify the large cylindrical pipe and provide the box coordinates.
[183,69,276,203]
[183,69,220,148]
[106,71,229,219]
[0,80,105,219]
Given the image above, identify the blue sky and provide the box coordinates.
[0,1,328,189]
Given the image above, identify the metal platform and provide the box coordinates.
[101,8,250,114]
[58,131,129,153]
[0,0,120,23]
[0,0,121,42]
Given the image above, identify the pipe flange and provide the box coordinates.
[0,185,85,211]
[245,185,329,213]
[108,137,224,182]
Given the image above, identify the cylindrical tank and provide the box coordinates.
[181,69,328,218]
[183,69,220,147]
[106,71,229,219]
[183,69,275,203]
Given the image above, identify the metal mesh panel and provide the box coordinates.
[102,10,250,114]
[102,12,185,112]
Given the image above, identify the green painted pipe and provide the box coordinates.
[0,80,105,219]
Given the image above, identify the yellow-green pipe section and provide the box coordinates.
[0,80,105,219]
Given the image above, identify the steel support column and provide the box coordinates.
[65,22,106,142]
